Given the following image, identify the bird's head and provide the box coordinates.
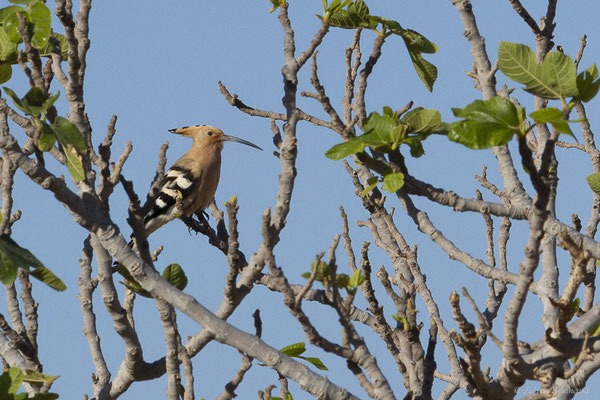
[168,125,262,151]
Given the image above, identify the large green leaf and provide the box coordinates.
[51,116,86,152]
[162,263,188,291]
[0,6,27,25]
[29,1,51,49]
[449,97,520,149]
[498,42,578,99]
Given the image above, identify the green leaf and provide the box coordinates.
[586,172,600,193]
[448,97,519,149]
[348,269,364,288]
[51,116,86,153]
[0,234,44,285]
[401,108,442,134]
[268,0,284,13]
[38,33,69,60]
[498,42,577,99]
[22,370,58,385]
[324,0,376,29]
[298,356,328,371]
[7,368,23,395]
[0,62,11,84]
[30,394,59,400]
[567,297,580,321]
[400,30,439,91]
[0,6,27,25]
[37,121,56,151]
[3,86,28,113]
[7,0,38,5]
[576,63,600,103]
[162,264,188,291]
[382,171,404,192]
[63,146,85,181]
[29,1,51,49]
[308,260,330,283]
[22,86,47,116]
[336,273,350,288]
[41,91,59,113]
[280,342,306,357]
[325,136,369,160]
[300,272,311,279]
[529,107,574,136]
[391,314,409,331]
[4,11,26,44]
[117,263,152,298]
[0,27,19,62]
[360,177,379,197]
[29,266,66,291]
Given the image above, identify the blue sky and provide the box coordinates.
[3,1,600,399]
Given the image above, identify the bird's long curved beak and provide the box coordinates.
[221,135,263,151]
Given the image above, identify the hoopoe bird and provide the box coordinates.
[142,125,262,236]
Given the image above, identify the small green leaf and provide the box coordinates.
[567,297,580,321]
[29,266,66,291]
[324,136,369,160]
[22,370,59,385]
[63,146,85,181]
[117,263,152,298]
[0,234,44,285]
[41,91,59,113]
[51,116,86,153]
[268,0,284,13]
[382,171,404,192]
[298,356,328,371]
[37,121,56,151]
[22,86,47,116]
[576,64,600,103]
[336,273,350,288]
[0,63,12,84]
[3,86,28,113]
[391,314,409,331]
[401,108,442,134]
[300,272,311,279]
[280,342,306,357]
[348,269,364,288]
[586,172,600,193]
[29,1,51,49]
[162,263,188,291]
[405,43,438,92]
[449,97,519,149]
[360,177,379,197]
[529,108,574,136]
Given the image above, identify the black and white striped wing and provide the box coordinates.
[143,166,197,234]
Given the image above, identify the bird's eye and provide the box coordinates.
[207,131,213,136]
